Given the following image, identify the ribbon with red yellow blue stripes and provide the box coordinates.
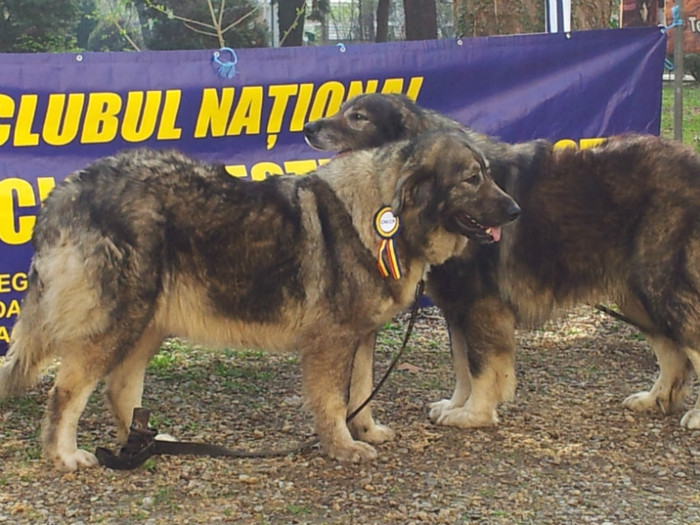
[374,206,402,279]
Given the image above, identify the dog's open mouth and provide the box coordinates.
[304,134,322,150]
[303,135,351,158]
[453,214,502,243]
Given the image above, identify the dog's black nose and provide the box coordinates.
[508,203,522,221]
[303,121,319,136]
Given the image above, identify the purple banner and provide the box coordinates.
[0,27,667,353]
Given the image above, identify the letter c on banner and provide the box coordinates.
[0,93,16,146]
[0,178,37,245]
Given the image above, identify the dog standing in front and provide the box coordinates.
[0,131,520,471]
[305,92,700,432]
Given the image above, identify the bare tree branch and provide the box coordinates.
[183,22,219,38]
[144,0,259,47]
[221,6,258,34]
[279,5,306,46]
[112,18,142,51]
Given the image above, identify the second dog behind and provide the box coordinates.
[305,92,700,434]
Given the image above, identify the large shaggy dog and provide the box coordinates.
[0,131,520,471]
[305,93,700,432]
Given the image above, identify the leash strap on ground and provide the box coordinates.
[594,304,638,328]
[96,280,425,470]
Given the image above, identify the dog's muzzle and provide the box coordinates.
[452,213,503,243]
[303,121,323,149]
[451,202,520,243]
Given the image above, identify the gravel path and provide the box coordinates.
[2,306,700,524]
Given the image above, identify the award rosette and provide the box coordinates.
[374,206,402,279]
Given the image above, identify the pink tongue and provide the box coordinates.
[490,226,502,242]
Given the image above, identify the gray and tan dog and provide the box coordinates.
[305,92,700,433]
[0,131,520,471]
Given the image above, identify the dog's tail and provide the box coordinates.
[0,288,51,399]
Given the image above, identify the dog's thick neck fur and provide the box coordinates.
[317,141,469,273]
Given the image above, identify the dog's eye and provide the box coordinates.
[465,174,481,186]
[351,112,368,121]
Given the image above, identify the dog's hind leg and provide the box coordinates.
[104,325,164,443]
[347,332,395,444]
[0,288,53,398]
[429,323,472,420]
[623,335,691,416]
[41,343,108,472]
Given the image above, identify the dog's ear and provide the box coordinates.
[390,170,413,215]
[391,166,433,216]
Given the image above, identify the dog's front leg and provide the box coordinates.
[429,322,473,419]
[431,297,516,428]
[299,331,378,462]
[347,331,395,444]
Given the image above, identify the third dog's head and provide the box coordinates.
[304,93,464,153]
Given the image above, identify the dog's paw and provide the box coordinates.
[680,409,700,429]
[354,423,395,444]
[623,391,660,413]
[327,440,377,463]
[428,399,462,422]
[50,449,99,472]
[434,406,498,428]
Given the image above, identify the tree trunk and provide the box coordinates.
[133,0,153,47]
[570,0,614,29]
[453,0,612,37]
[376,0,390,42]
[359,0,376,41]
[403,0,437,40]
[279,0,306,46]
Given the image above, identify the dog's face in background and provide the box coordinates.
[304,93,465,153]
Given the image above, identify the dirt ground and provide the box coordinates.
[1,306,700,524]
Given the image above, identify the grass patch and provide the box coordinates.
[146,338,282,398]
[210,359,274,393]
[153,487,180,512]
[286,504,312,516]
[148,339,204,380]
[661,82,700,151]
[0,392,45,419]
[21,444,42,461]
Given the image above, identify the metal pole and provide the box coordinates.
[674,0,684,142]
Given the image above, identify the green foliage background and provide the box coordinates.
[0,0,268,52]
[661,83,700,152]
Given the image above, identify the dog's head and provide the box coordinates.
[389,132,520,246]
[304,93,460,153]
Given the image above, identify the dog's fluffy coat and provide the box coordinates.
[0,131,520,471]
[305,92,700,432]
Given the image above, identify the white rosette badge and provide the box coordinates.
[374,206,402,280]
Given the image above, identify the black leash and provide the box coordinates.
[97,280,426,470]
[594,303,639,328]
